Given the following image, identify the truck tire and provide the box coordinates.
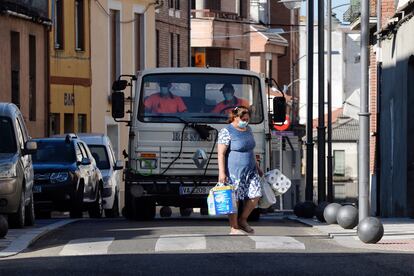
[179,208,192,217]
[133,197,155,221]
[88,187,103,218]
[105,193,120,218]
[9,190,25,229]
[25,193,35,226]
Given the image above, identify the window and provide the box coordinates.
[110,9,121,91]
[32,141,76,164]
[78,142,90,159]
[15,119,24,150]
[334,150,346,176]
[156,30,160,67]
[54,0,64,49]
[75,0,85,50]
[0,117,17,153]
[168,0,173,8]
[135,13,145,72]
[170,33,174,67]
[29,35,36,121]
[75,143,83,162]
[88,145,110,170]
[49,113,61,135]
[77,114,87,133]
[11,31,20,108]
[64,113,74,133]
[175,0,180,10]
[239,61,247,69]
[177,34,180,67]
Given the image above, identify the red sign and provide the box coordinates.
[273,115,291,131]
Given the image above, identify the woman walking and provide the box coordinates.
[217,106,263,235]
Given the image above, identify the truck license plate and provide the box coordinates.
[33,186,42,193]
[179,186,211,195]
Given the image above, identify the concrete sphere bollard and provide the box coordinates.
[294,202,305,218]
[337,205,359,229]
[160,206,172,218]
[357,217,384,244]
[323,203,342,224]
[315,202,329,222]
[0,215,8,238]
[301,201,316,218]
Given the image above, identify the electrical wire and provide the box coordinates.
[94,0,157,24]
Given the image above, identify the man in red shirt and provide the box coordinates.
[211,83,250,114]
[144,82,187,114]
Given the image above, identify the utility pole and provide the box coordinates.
[327,0,334,202]
[359,0,370,221]
[317,0,326,203]
[305,0,314,201]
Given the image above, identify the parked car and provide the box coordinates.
[77,133,123,218]
[32,134,104,218]
[0,103,37,228]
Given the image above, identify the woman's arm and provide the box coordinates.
[218,143,228,183]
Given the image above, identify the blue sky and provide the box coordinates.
[300,0,351,22]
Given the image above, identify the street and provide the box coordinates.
[1,212,413,275]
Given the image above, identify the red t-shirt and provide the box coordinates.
[211,98,250,114]
[144,93,187,113]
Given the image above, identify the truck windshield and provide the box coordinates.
[138,73,264,124]
[0,117,17,153]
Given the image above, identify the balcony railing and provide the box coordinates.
[343,0,361,23]
[191,9,242,21]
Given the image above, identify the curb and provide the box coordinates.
[0,219,80,258]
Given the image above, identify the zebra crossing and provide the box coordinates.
[56,234,306,255]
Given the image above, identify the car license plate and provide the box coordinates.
[179,186,211,195]
[33,186,42,193]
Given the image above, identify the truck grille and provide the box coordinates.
[160,151,218,171]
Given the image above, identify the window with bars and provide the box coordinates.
[11,31,20,108]
[29,35,36,121]
[54,0,64,49]
[334,150,346,176]
[75,0,84,50]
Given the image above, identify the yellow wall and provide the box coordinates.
[49,0,91,135]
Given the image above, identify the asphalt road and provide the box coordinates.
[0,213,413,275]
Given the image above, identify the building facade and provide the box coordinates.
[90,0,157,205]
[155,0,190,67]
[48,0,92,135]
[191,0,250,69]
[0,0,50,138]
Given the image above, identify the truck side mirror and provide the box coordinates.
[112,80,128,91]
[112,92,125,119]
[273,96,286,123]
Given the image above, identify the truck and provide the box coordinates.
[111,67,286,221]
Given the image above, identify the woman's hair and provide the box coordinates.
[228,106,251,123]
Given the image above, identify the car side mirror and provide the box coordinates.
[80,157,91,166]
[272,96,286,123]
[111,92,125,119]
[24,140,37,155]
[114,160,124,170]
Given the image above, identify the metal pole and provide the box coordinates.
[305,0,315,201]
[280,135,284,210]
[359,0,370,221]
[317,0,326,203]
[327,0,333,202]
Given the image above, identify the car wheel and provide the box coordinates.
[25,192,35,226]
[132,197,155,221]
[9,190,25,229]
[70,181,84,219]
[88,187,103,218]
[105,192,120,218]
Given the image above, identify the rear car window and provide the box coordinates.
[88,145,110,170]
[0,117,17,153]
[32,140,76,164]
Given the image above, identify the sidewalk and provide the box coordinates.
[290,216,414,252]
[0,218,79,258]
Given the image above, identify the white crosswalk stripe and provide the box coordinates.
[155,234,207,252]
[249,236,306,250]
[59,237,114,256]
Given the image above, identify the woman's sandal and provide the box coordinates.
[229,228,247,235]
[238,223,255,234]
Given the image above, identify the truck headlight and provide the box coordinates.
[50,172,69,183]
[0,163,17,179]
[140,159,157,170]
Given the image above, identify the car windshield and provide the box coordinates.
[138,73,264,124]
[32,140,76,164]
[88,145,110,170]
[0,117,17,153]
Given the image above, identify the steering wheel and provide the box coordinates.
[219,105,238,114]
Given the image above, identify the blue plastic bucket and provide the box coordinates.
[210,186,237,215]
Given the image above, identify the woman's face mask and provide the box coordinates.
[238,118,249,128]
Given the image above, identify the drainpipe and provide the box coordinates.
[375,0,382,216]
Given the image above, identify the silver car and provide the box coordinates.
[0,103,37,228]
[77,133,123,217]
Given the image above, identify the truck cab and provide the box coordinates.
[112,67,282,220]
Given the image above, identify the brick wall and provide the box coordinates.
[155,0,189,67]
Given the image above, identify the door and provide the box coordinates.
[79,142,98,200]
[15,115,31,202]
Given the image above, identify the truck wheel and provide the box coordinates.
[88,187,103,218]
[25,193,35,226]
[105,193,120,218]
[160,206,172,218]
[179,208,192,217]
[9,190,25,229]
[133,198,155,221]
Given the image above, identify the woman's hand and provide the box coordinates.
[218,172,228,184]
[256,161,264,177]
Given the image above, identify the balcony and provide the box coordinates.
[191,9,246,49]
